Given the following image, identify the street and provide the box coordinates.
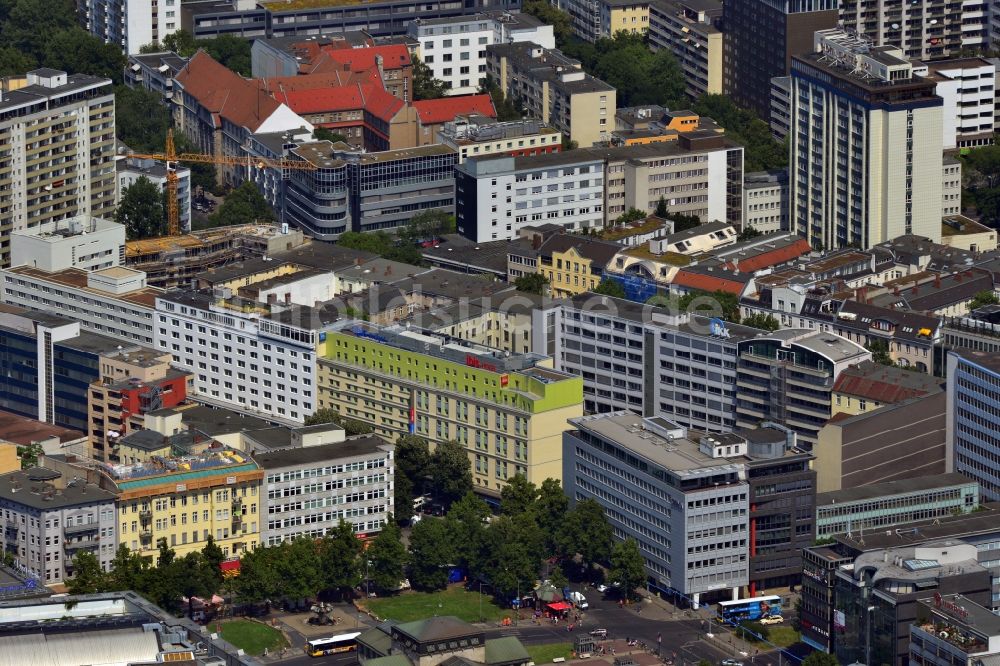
[272,588,794,666]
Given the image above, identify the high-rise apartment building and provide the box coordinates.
[648,0,723,98]
[316,320,583,496]
[947,349,1000,501]
[85,0,181,54]
[838,0,989,61]
[789,30,944,250]
[722,0,838,120]
[0,69,116,268]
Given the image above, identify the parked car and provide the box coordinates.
[760,615,784,625]
[721,660,742,666]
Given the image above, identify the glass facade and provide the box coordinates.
[951,355,1000,501]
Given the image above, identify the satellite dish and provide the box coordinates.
[891,23,899,29]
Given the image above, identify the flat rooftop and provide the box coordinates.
[253,435,390,469]
[838,502,1000,550]
[103,447,256,485]
[817,473,977,507]
[0,469,116,510]
[5,266,160,308]
[176,405,275,437]
[0,412,84,446]
[569,411,745,477]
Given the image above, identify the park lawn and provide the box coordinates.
[219,619,289,656]
[766,625,800,648]
[366,586,512,623]
[527,643,574,665]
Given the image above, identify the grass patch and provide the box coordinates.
[766,625,800,648]
[365,586,513,624]
[527,643,574,664]
[219,620,289,656]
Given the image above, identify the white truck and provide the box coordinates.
[568,591,589,610]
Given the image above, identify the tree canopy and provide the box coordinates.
[115,86,172,154]
[115,177,168,240]
[515,273,548,295]
[678,289,741,323]
[481,77,522,122]
[741,312,780,332]
[154,31,252,77]
[206,182,275,228]
[430,439,474,507]
[692,95,787,172]
[970,289,1000,311]
[367,518,409,592]
[521,0,573,44]
[408,518,455,590]
[0,0,125,82]
[412,55,450,100]
[593,279,626,299]
[314,128,348,144]
[337,230,424,266]
[608,538,646,599]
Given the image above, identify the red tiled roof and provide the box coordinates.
[412,94,496,125]
[672,270,745,295]
[734,238,812,273]
[362,84,405,122]
[176,51,282,132]
[261,71,356,93]
[832,361,942,404]
[320,44,411,73]
[277,84,367,114]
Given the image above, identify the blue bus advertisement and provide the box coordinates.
[718,595,782,623]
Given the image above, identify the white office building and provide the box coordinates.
[85,0,181,54]
[409,12,555,96]
[154,291,334,425]
[743,170,788,234]
[923,58,996,149]
[839,0,988,60]
[256,434,395,545]
[10,216,125,272]
[455,152,606,242]
[790,30,943,250]
[117,157,192,232]
[563,412,750,605]
[1,266,159,345]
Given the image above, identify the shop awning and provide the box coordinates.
[547,602,572,611]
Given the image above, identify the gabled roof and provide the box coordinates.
[730,238,812,273]
[671,269,747,295]
[412,94,496,125]
[319,44,411,73]
[394,616,479,643]
[176,50,282,132]
[537,234,620,270]
[276,81,404,121]
[832,360,943,403]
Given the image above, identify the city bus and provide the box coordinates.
[305,632,362,657]
[717,595,782,623]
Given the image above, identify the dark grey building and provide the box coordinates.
[183,0,518,40]
[722,0,838,120]
[0,468,117,585]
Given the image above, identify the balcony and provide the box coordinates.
[139,509,152,521]
[63,521,100,536]
[64,537,100,551]
[232,497,243,510]
[232,512,243,526]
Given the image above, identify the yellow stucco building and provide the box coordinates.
[536,235,622,298]
[600,0,650,36]
[105,448,263,560]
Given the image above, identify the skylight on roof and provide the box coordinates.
[903,559,941,571]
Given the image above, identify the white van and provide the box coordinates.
[568,591,589,610]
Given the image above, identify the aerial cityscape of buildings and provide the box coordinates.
[7,0,1000,663]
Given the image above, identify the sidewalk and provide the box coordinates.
[635,590,760,658]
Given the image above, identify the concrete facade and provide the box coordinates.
[9,216,125,273]
[648,0,723,98]
[947,349,1000,501]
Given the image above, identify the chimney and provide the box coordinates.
[911,285,918,294]
[355,257,362,266]
[894,286,900,296]
[532,235,542,250]
[935,274,941,289]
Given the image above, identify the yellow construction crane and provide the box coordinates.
[128,129,317,237]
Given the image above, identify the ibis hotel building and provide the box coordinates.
[315,320,583,496]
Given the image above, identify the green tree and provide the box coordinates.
[367,518,408,592]
[1,0,75,64]
[533,479,569,555]
[801,653,840,666]
[337,230,424,266]
[277,538,323,600]
[208,181,275,227]
[0,46,36,77]
[67,551,106,595]
[408,518,455,591]
[969,290,1000,311]
[395,472,415,524]
[741,312,780,332]
[479,515,537,599]
[608,538,646,599]
[500,475,539,517]
[738,621,769,643]
[396,434,432,497]
[671,213,701,233]
[18,443,43,469]
[654,196,668,218]
[115,176,168,240]
[314,127,348,144]
[480,76,522,122]
[200,34,252,77]
[399,209,454,244]
[445,492,490,571]
[678,289,740,323]
[320,520,363,591]
[590,34,685,108]
[593,279,626,299]
[963,144,1000,189]
[692,94,787,172]
[304,407,340,426]
[737,226,763,242]
[162,29,199,57]
[559,498,613,563]
[866,338,894,366]
[515,273,548,295]
[43,29,126,83]
[234,546,282,604]
[107,544,147,592]
[550,567,568,590]
[412,55,450,100]
[431,440,473,507]
[200,537,226,593]
[521,0,573,44]
[614,207,647,226]
[116,86,172,153]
